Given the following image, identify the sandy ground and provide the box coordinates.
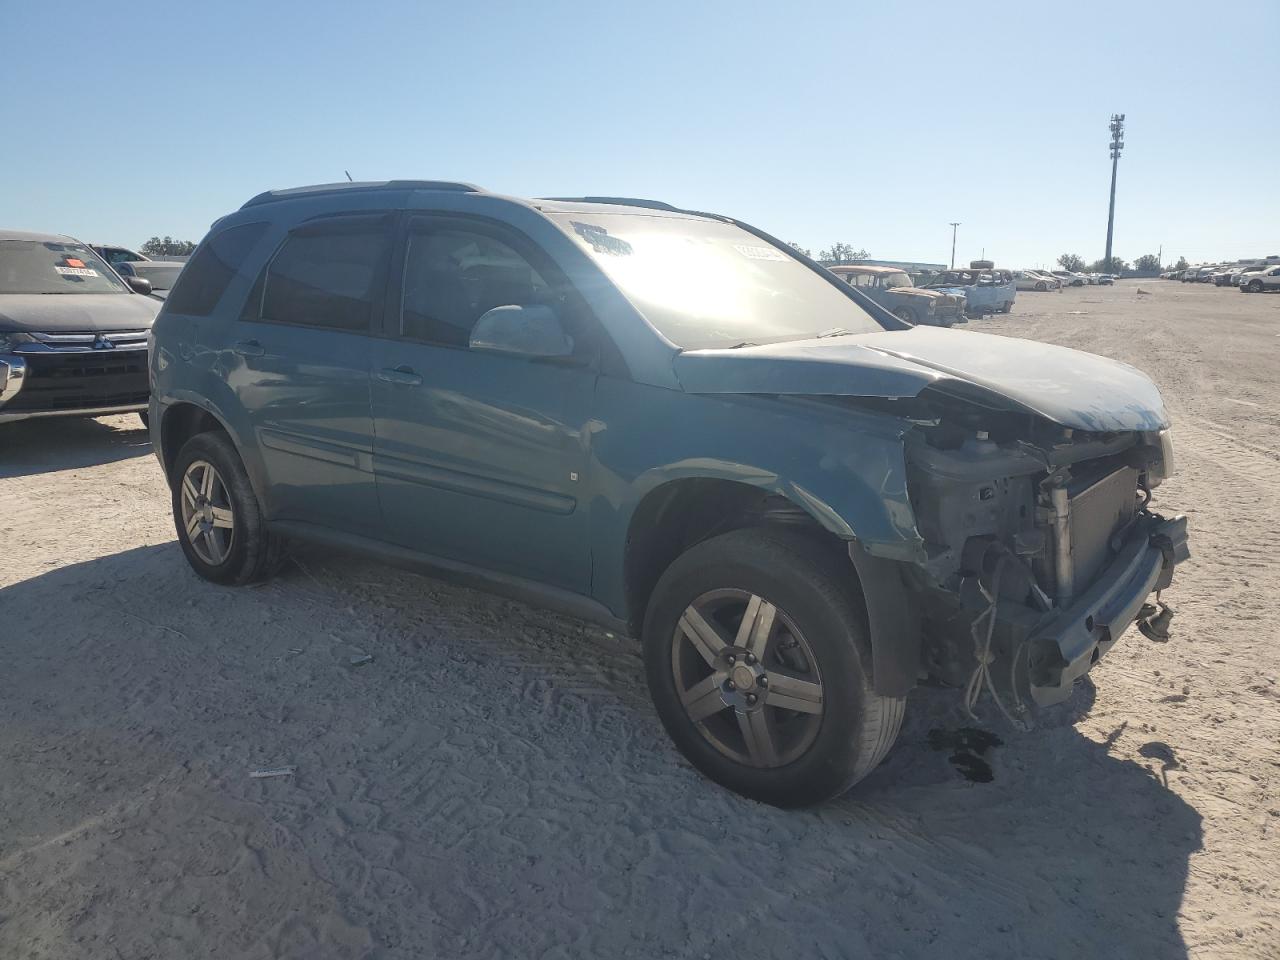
[1,279,1277,959]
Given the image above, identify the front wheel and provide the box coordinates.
[1035,281,1047,291]
[1248,280,1263,293]
[893,306,917,324]
[643,529,905,807]
[171,431,280,585]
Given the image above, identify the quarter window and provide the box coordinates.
[400,226,551,347]
[259,222,391,331]
[165,221,268,317]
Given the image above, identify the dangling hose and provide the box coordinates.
[962,552,1032,731]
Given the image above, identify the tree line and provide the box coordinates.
[140,236,197,257]
[1057,252,1182,274]
[788,241,869,262]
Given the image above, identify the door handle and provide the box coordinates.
[378,365,423,386]
[233,339,265,357]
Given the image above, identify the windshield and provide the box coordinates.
[0,239,129,295]
[883,271,913,289]
[549,212,883,348]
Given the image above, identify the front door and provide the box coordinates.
[370,215,596,593]
[226,213,393,531]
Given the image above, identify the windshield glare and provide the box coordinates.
[0,240,129,295]
[550,212,884,348]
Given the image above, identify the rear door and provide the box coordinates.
[226,213,392,531]
[369,214,596,593]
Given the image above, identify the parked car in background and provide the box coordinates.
[1013,270,1055,291]
[922,264,1015,316]
[827,264,965,326]
[92,244,151,269]
[113,259,186,299]
[1050,270,1086,287]
[147,179,1187,806]
[0,230,159,425]
[1238,264,1280,293]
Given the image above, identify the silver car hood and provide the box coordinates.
[674,327,1169,432]
[0,293,160,332]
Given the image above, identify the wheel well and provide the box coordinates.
[623,479,845,636]
[160,403,228,480]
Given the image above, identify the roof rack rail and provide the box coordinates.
[241,180,481,210]
[542,196,680,212]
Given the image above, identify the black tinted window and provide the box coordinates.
[165,222,268,316]
[260,224,390,331]
[400,228,550,346]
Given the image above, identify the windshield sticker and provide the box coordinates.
[571,221,633,256]
[54,265,99,277]
[64,257,87,268]
[732,244,788,262]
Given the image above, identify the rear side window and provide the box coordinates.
[256,221,391,332]
[164,222,268,316]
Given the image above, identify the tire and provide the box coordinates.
[1035,281,1047,292]
[642,528,906,807]
[893,306,917,324]
[171,431,280,586]
[1248,280,1263,293]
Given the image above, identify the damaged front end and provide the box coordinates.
[898,387,1189,719]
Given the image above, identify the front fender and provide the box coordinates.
[589,380,924,617]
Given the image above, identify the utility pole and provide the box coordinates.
[1104,114,1125,273]
[949,222,960,269]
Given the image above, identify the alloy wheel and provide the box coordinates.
[180,459,235,565]
[671,589,825,768]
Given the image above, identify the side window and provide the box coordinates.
[166,221,269,316]
[258,222,390,332]
[400,226,551,347]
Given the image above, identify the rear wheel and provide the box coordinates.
[172,431,280,585]
[893,306,917,324]
[643,529,905,807]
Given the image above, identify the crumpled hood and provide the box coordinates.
[674,326,1169,432]
[0,293,159,333]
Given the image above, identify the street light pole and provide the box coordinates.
[949,222,960,269]
[1105,114,1125,273]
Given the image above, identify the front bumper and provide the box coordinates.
[1015,512,1189,706]
[0,348,148,423]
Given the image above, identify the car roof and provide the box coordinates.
[827,264,903,275]
[0,229,79,243]
[236,181,716,221]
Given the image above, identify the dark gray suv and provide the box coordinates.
[149,180,1188,806]
[0,231,158,424]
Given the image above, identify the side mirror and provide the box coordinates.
[125,276,153,296]
[469,304,573,359]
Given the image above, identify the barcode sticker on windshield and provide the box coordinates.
[733,244,788,261]
[54,266,98,277]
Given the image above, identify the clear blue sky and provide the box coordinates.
[3,0,1276,269]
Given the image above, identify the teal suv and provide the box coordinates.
[150,181,1188,806]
